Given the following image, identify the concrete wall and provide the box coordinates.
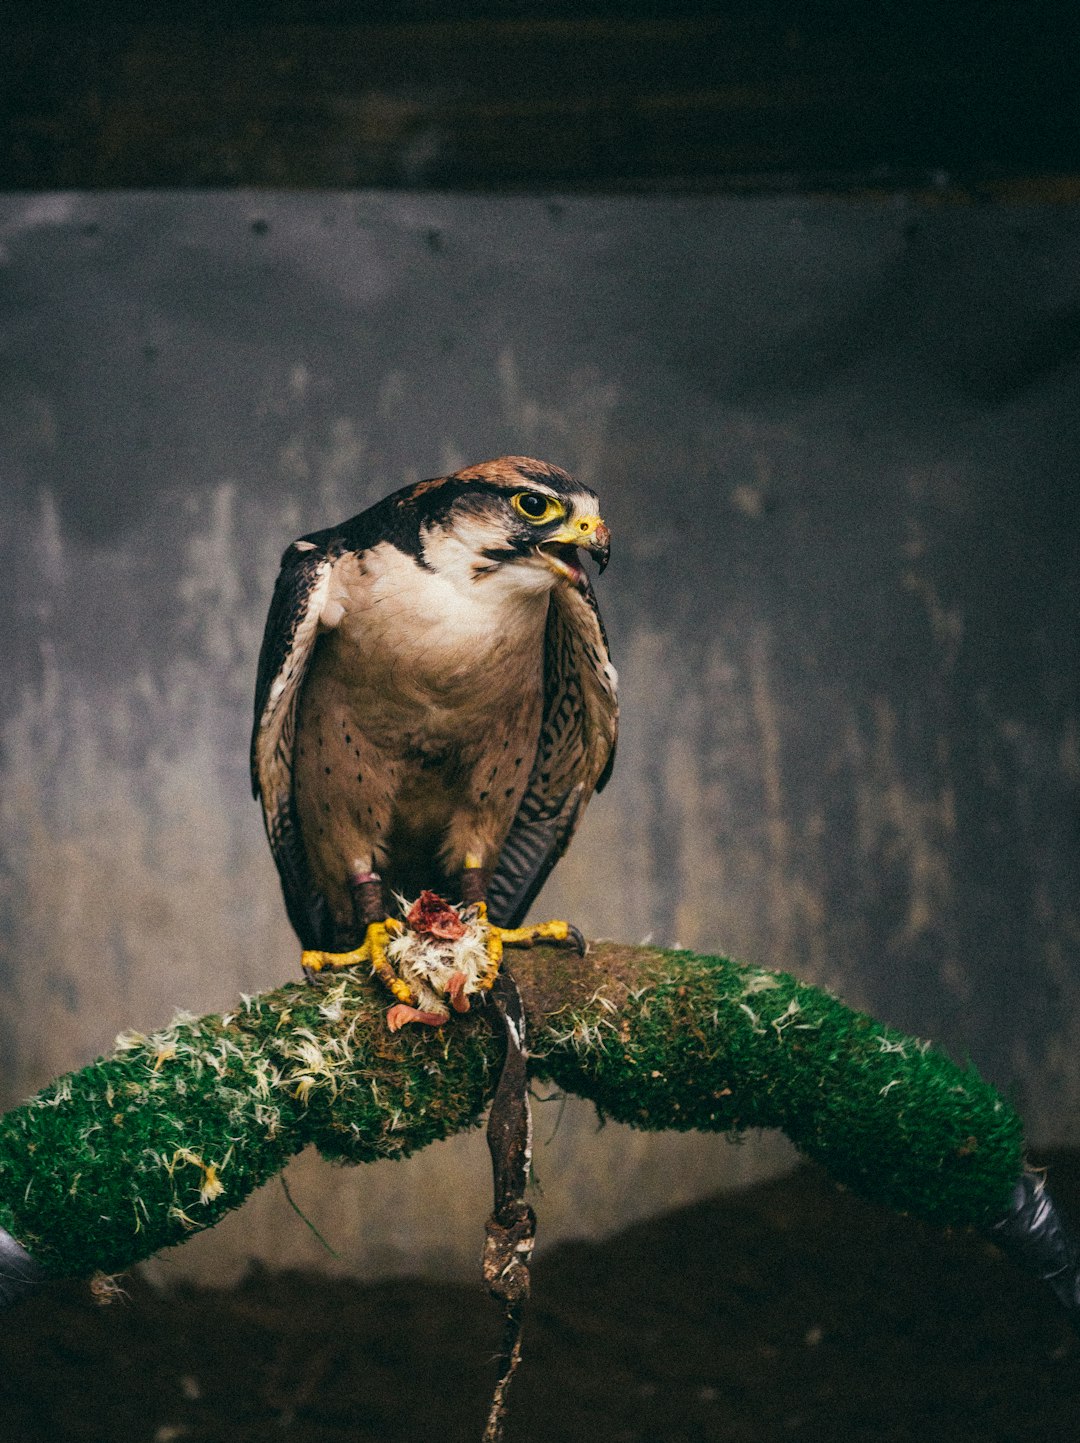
[1,192,1077,1281]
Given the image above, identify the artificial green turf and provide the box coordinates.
[0,947,1024,1277]
[537,949,1023,1229]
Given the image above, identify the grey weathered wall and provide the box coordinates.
[1,192,1077,1281]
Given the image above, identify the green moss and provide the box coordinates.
[0,976,499,1277]
[536,950,1024,1228]
[0,1006,301,1276]
[0,950,1025,1278]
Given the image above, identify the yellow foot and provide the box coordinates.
[474,903,586,991]
[302,920,415,1004]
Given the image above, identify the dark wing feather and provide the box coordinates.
[250,539,336,948]
[249,479,460,947]
[487,578,618,928]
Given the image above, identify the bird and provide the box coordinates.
[251,456,618,1029]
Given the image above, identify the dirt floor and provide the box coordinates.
[1,1152,1078,1443]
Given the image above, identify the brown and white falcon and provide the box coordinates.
[251,457,618,1029]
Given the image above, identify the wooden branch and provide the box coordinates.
[0,943,1023,1281]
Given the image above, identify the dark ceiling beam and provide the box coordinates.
[1,7,1077,190]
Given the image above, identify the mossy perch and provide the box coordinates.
[0,944,1024,1280]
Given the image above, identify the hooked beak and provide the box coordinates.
[589,521,611,573]
[536,515,611,592]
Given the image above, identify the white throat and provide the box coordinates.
[419,518,555,607]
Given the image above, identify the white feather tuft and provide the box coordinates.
[385,896,491,1018]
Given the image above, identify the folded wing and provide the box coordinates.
[250,540,337,948]
[486,579,618,929]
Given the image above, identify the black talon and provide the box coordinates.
[302,962,334,988]
[567,924,586,956]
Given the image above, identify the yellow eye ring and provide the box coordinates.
[511,491,566,525]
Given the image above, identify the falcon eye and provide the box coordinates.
[511,491,565,525]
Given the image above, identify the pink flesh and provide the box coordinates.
[386,1004,449,1032]
[448,971,471,1013]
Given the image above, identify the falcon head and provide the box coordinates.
[403,456,610,596]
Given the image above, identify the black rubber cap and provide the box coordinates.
[990,1171,1080,1330]
[0,1225,46,1309]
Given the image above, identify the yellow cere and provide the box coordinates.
[550,514,602,543]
